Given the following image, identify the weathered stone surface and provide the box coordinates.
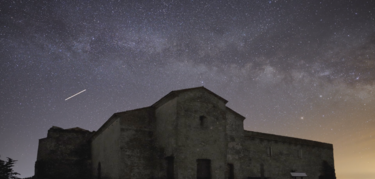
[241,131,334,179]
[35,87,336,179]
[118,107,155,179]
[91,115,121,179]
[35,126,93,179]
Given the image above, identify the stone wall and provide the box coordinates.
[154,97,178,178]
[35,126,93,179]
[241,131,335,179]
[225,108,246,179]
[34,87,335,179]
[91,116,121,179]
[175,88,228,179]
[118,107,156,179]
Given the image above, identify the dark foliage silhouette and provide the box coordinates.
[0,156,20,179]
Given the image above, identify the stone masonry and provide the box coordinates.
[34,87,335,179]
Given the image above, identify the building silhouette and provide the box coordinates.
[34,87,335,179]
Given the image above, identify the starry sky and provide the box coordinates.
[0,0,374,178]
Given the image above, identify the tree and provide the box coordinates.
[0,156,20,179]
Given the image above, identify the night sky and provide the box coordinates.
[1,0,375,178]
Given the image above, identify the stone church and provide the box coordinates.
[34,87,335,179]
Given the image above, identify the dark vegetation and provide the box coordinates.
[0,156,20,179]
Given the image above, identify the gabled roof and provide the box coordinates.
[91,113,118,140]
[226,106,246,120]
[114,106,151,117]
[91,107,152,140]
[152,86,228,108]
[92,87,244,140]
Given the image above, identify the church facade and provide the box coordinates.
[34,87,335,179]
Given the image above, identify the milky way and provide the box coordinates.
[1,1,375,178]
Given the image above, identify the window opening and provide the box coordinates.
[166,156,174,179]
[199,116,206,127]
[227,163,234,179]
[268,146,272,157]
[98,162,101,179]
[197,159,211,179]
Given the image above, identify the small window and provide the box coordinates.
[199,116,206,127]
[260,163,265,178]
[197,159,211,179]
[97,162,101,179]
[227,163,234,179]
[268,147,272,157]
[166,156,174,179]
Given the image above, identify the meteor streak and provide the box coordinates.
[65,89,86,101]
